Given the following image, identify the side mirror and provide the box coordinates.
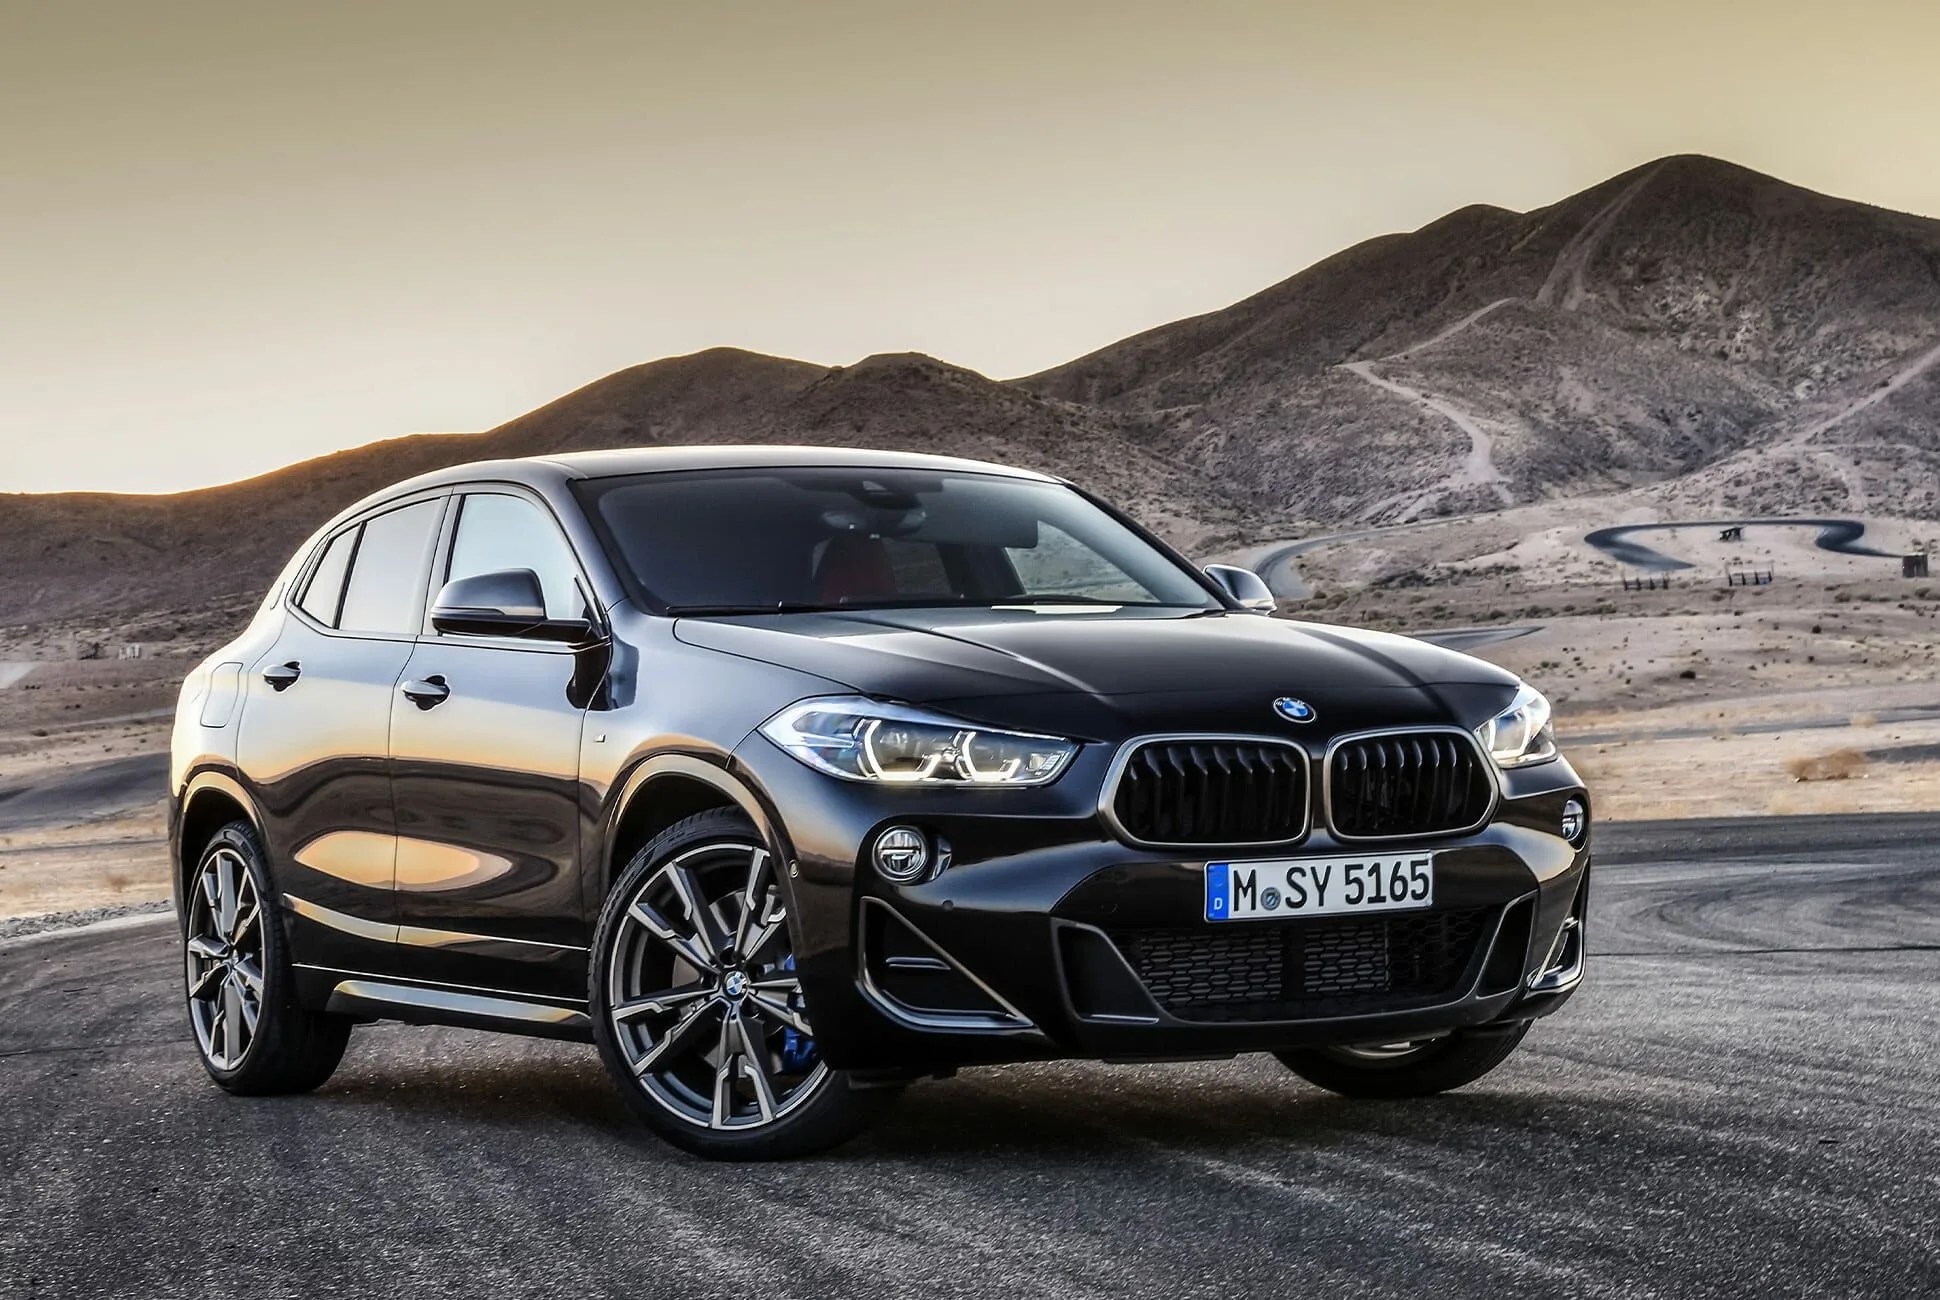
[431,569,596,643]
[1203,564,1277,614]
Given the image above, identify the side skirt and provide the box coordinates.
[296,964,594,1043]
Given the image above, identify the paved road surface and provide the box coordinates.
[1248,531,1381,599]
[0,754,169,832]
[1582,518,1895,571]
[3,816,1936,1298]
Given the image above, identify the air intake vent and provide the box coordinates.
[1328,731,1493,839]
[1111,907,1493,1022]
[1108,739,1308,846]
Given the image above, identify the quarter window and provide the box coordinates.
[296,527,357,626]
[444,493,585,622]
[336,499,443,635]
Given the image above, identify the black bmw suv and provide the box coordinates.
[170,447,1589,1158]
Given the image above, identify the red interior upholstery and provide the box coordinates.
[815,535,897,605]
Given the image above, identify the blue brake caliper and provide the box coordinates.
[777,954,818,1071]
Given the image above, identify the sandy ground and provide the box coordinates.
[1284,505,1940,821]
[0,621,183,919]
[0,808,170,918]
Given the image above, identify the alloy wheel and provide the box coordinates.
[606,841,827,1130]
[185,846,266,1071]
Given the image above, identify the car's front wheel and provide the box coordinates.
[590,808,895,1159]
[1274,1023,1531,1099]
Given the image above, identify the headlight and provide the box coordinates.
[759,696,1079,786]
[1477,683,1558,769]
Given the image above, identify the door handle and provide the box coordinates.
[401,675,451,710]
[262,661,302,691]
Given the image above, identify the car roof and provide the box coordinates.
[378,444,1064,498]
[299,445,1073,565]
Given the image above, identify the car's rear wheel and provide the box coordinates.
[184,822,351,1094]
[1274,1023,1531,1098]
[590,808,895,1159]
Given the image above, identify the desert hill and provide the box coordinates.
[1023,155,1940,521]
[4,154,1939,628]
[0,349,1242,625]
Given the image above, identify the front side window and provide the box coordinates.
[574,467,1216,613]
[443,493,585,622]
[336,499,443,635]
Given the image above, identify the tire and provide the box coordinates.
[590,808,895,1160]
[182,821,351,1095]
[1274,1023,1531,1099]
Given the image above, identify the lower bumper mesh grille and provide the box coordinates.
[1110,908,1494,1022]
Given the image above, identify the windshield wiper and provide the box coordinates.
[984,595,1125,606]
[663,601,845,617]
[982,596,1215,610]
[664,597,1219,617]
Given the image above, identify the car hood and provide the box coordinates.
[674,608,1522,740]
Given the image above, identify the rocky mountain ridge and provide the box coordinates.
[5,154,1937,626]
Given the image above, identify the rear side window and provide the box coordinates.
[296,528,356,626]
[443,493,586,621]
[336,499,443,635]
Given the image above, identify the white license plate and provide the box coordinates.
[1205,854,1435,922]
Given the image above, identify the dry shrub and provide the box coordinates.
[1785,749,1868,783]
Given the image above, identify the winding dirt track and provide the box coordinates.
[1343,163,1673,520]
[1536,164,1665,312]
[1341,361,1513,510]
[1792,337,1940,443]
[3,816,1937,1298]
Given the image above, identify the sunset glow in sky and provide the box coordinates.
[5,0,1939,493]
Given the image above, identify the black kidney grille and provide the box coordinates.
[1329,732,1493,838]
[1110,740,1308,844]
[1110,908,1492,1022]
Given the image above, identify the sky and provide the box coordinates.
[5,0,1940,495]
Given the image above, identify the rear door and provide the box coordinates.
[386,488,597,999]
[236,493,448,977]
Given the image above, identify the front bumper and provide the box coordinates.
[732,735,1591,1073]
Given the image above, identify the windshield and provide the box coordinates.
[574,467,1220,614]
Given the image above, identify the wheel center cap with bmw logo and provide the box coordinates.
[1273,696,1316,724]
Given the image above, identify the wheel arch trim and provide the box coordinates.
[172,768,270,898]
[598,749,798,901]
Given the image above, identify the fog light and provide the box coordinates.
[1561,797,1588,846]
[871,826,933,883]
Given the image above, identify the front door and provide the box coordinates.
[387,490,596,999]
[237,494,447,977]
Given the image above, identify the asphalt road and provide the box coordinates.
[3,816,1937,1299]
[1251,530,1385,599]
[1581,518,1895,571]
[0,754,168,832]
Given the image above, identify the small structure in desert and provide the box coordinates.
[1718,526,1743,542]
[1725,560,1774,587]
[1906,553,1932,579]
